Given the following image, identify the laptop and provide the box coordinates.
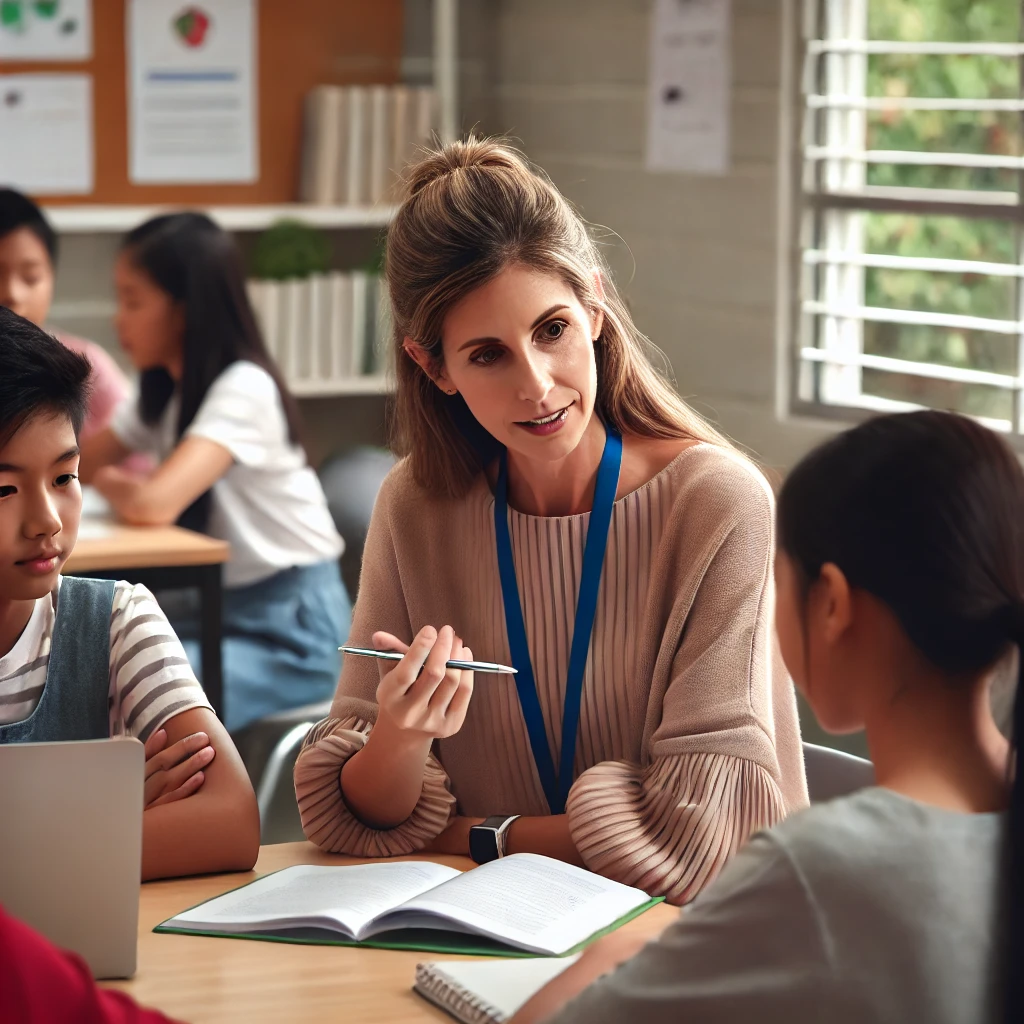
[0,738,144,979]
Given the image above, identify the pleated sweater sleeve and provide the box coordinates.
[293,470,456,855]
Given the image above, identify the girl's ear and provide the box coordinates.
[817,562,854,645]
[402,338,455,394]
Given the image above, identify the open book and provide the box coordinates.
[157,854,661,957]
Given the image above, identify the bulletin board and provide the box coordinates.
[11,0,403,205]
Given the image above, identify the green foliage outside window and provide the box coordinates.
[848,1,1021,418]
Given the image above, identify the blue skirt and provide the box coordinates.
[173,559,351,733]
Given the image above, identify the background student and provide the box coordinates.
[79,213,350,733]
[0,307,260,880]
[515,410,1021,1024]
[295,138,807,904]
[0,189,132,450]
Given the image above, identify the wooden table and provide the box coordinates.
[65,522,231,717]
[104,842,678,1024]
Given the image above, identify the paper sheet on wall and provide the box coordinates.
[646,0,731,175]
[0,0,92,60]
[0,74,93,194]
[127,0,257,184]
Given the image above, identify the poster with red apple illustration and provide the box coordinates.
[128,0,257,184]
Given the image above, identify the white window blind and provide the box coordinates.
[797,0,1024,432]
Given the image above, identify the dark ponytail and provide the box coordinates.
[776,410,1023,1022]
[122,212,302,532]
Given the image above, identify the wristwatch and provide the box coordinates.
[469,815,521,864]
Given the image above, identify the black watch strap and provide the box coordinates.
[469,815,519,864]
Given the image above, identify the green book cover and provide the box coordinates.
[154,865,664,959]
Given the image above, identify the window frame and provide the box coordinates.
[789,0,1024,437]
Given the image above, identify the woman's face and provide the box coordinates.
[431,265,603,465]
[113,253,184,373]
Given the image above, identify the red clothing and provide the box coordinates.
[0,904,182,1024]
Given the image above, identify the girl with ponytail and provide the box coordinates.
[80,213,350,733]
[515,409,1020,1024]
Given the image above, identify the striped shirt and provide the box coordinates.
[0,578,211,741]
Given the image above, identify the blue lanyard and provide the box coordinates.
[493,424,623,814]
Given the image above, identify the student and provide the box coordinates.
[0,188,132,446]
[0,306,260,881]
[1,904,183,1023]
[514,410,1021,1024]
[79,213,350,733]
[294,138,808,904]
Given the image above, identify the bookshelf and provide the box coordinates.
[290,376,391,398]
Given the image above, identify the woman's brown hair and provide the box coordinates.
[385,136,735,498]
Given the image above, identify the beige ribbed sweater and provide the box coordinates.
[295,443,808,903]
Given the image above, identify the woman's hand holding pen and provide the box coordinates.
[372,624,475,740]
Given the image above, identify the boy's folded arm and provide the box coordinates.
[141,706,260,882]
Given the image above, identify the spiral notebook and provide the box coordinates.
[414,957,579,1024]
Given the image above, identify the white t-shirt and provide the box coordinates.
[111,361,343,587]
[0,579,211,741]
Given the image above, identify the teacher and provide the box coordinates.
[294,139,808,904]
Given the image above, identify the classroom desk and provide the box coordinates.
[64,521,231,718]
[104,841,678,1024]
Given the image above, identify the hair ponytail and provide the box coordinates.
[777,410,1023,1023]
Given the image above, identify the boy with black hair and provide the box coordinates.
[0,306,259,881]
[0,188,131,445]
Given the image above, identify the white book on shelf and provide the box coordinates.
[413,86,438,152]
[349,271,369,378]
[280,278,306,384]
[368,85,392,205]
[333,87,352,208]
[300,87,343,204]
[261,281,281,363]
[246,278,265,336]
[329,271,353,382]
[307,274,330,382]
[389,85,413,201]
[345,85,371,207]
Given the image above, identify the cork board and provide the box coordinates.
[10,0,403,204]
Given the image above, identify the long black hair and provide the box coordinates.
[122,213,301,530]
[777,410,1023,1022]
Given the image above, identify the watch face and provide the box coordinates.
[470,824,500,864]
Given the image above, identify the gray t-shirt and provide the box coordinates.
[551,788,1006,1024]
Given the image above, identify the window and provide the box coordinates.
[796,0,1024,432]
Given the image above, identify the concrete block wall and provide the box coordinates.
[474,0,835,470]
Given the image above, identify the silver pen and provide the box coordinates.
[339,646,518,676]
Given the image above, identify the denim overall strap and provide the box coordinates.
[0,577,115,744]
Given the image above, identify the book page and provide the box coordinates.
[370,854,651,955]
[168,862,460,938]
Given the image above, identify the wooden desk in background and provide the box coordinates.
[64,522,230,718]
[105,842,678,1024]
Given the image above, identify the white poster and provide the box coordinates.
[646,0,731,175]
[0,0,92,61]
[127,0,257,184]
[0,74,93,194]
